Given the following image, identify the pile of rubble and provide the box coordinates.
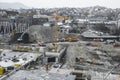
[66,42,120,73]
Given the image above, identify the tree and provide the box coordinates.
[92,23,110,33]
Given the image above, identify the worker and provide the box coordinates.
[45,64,49,72]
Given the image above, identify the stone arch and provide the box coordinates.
[21,33,29,43]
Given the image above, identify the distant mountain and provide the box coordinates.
[0,2,29,9]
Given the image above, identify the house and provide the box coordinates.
[0,10,7,17]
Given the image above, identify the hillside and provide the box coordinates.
[0,2,28,9]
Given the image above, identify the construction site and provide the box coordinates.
[0,7,120,80]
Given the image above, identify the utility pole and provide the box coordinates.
[116,9,120,41]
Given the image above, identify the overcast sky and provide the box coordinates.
[0,0,120,8]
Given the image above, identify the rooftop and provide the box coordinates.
[0,50,42,68]
[6,69,75,80]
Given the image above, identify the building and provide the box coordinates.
[0,18,13,34]
[59,25,71,34]
[81,30,119,41]
[32,15,51,25]
[0,10,19,34]
[44,46,66,63]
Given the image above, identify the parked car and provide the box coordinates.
[52,63,62,68]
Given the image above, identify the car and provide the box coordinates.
[52,63,62,68]
[104,40,115,44]
[17,38,23,42]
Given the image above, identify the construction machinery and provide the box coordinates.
[65,36,79,42]
[0,67,5,75]
[53,12,69,52]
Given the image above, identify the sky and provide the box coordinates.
[0,0,120,8]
